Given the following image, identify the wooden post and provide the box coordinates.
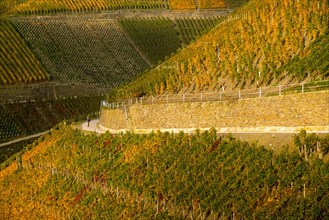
[259,87,262,97]
[156,200,159,214]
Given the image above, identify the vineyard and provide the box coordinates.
[9,18,149,87]
[0,20,49,85]
[119,17,181,65]
[110,0,329,99]
[119,16,221,65]
[0,95,103,143]
[0,0,328,218]
[1,0,248,16]
[1,16,223,87]
[169,0,227,10]
[6,0,170,15]
[0,105,23,141]
[0,125,328,218]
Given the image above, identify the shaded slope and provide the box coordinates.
[280,30,329,78]
[0,105,23,141]
[0,95,103,143]
[119,17,181,65]
[110,0,329,98]
[3,0,247,16]
[7,16,222,87]
[119,16,221,65]
[0,126,328,219]
[9,0,170,15]
[11,18,149,87]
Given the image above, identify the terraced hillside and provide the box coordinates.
[0,16,222,87]
[2,0,170,15]
[0,95,103,143]
[119,16,221,64]
[10,18,149,87]
[111,0,329,99]
[169,0,226,10]
[0,126,328,218]
[0,20,49,85]
[1,0,247,16]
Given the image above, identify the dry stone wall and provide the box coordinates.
[100,91,329,131]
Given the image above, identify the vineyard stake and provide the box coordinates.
[259,88,262,97]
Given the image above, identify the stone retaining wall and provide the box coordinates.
[100,91,329,131]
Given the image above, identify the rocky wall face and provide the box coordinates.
[100,91,329,130]
[99,107,128,130]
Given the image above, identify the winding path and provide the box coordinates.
[1,119,327,150]
[0,130,50,148]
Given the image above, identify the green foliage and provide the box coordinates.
[0,95,103,142]
[1,126,328,218]
[225,0,250,8]
[0,138,37,165]
[10,19,149,87]
[119,17,181,65]
[2,0,250,16]
[110,0,329,99]
[281,30,329,79]
[119,17,221,66]
[0,20,50,85]
[294,129,329,159]
[6,0,170,16]
[0,105,23,141]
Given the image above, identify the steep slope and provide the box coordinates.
[0,20,49,85]
[7,16,222,87]
[2,0,247,16]
[119,17,221,65]
[10,18,149,87]
[7,0,170,15]
[0,125,328,219]
[0,95,103,143]
[110,0,329,98]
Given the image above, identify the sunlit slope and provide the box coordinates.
[111,0,329,98]
[0,20,49,85]
[0,126,328,219]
